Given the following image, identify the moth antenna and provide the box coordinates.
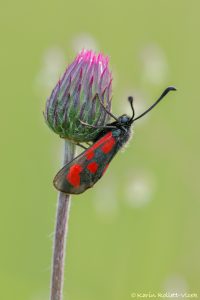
[133,86,177,122]
[128,96,135,121]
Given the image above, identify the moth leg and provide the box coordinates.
[79,119,103,129]
[76,143,88,150]
[93,93,118,121]
[86,142,93,146]
[79,119,115,129]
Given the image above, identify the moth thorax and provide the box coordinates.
[119,126,133,150]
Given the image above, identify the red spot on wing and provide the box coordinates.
[101,136,115,153]
[102,163,109,175]
[66,164,83,187]
[84,132,114,159]
[85,149,94,160]
[87,162,99,173]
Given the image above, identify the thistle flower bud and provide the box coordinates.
[44,49,112,143]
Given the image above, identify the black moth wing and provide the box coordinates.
[53,130,122,194]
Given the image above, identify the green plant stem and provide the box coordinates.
[50,140,75,300]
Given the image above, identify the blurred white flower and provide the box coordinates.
[30,291,48,300]
[35,46,65,93]
[72,33,99,53]
[163,275,188,296]
[140,44,169,85]
[125,170,156,208]
[93,179,118,220]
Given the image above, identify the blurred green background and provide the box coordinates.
[0,1,199,299]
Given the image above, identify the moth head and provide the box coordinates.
[118,114,132,125]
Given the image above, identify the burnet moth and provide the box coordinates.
[54,86,176,194]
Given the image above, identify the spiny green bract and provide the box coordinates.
[44,49,113,143]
